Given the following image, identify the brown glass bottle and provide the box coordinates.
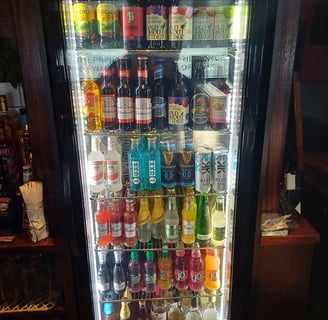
[135,56,152,132]
[117,57,135,132]
[121,0,145,50]
[100,67,118,130]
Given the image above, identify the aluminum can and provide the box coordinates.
[195,145,212,192]
[212,144,228,193]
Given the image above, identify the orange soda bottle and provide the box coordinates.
[204,247,220,291]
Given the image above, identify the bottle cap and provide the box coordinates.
[146,250,154,261]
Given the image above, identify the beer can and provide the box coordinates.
[195,145,212,192]
[212,144,228,192]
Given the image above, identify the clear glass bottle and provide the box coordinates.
[151,188,165,240]
[164,188,179,244]
[137,191,152,243]
[185,295,202,320]
[211,195,226,247]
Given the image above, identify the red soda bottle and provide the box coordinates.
[109,198,124,246]
[174,240,189,291]
[189,242,204,292]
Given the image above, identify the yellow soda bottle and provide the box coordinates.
[181,195,197,245]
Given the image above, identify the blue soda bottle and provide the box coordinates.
[128,136,145,192]
[145,136,161,190]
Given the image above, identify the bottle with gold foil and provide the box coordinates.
[120,298,131,320]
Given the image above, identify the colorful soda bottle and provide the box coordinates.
[195,194,211,245]
[123,198,138,247]
[189,242,204,292]
[137,191,152,243]
[157,241,173,290]
[128,249,143,294]
[146,136,162,190]
[204,248,220,291]
[95,198,111,246]
[128,136,145,192]
[109,199,124,246]
[144,250,157,294]
[181,195,196,245]
[174,241,189,291]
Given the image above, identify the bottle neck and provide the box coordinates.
[154,62,164,81]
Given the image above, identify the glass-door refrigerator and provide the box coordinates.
[41,0,276,319]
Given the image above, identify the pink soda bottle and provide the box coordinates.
[174,241,189,291]
[189,242,204,292]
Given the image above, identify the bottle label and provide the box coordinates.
[168,6,193,41]
[190,271,203,283]
[145,273,156,285]
[212,153,227,192]
[213,226,225,241]
[165,224,178,240]
[196,233,211,241]
[151,309,167,320]
[178,149,195,186]
[106,159,120,183]
[130,273,141,285]
[190,92,210,126]
[192,7,215,41]
[206,269,219,282]
[84,92,98,113]
[159,271,169,281]
[122,7,144,39]
[87,160,104,186]
[113,281,126,292]
[153,96,166,118]
[96,3,119,37]
[146,5,168,41]
[175,269,187,281]
[96,222,108,238]
[130,160,142,187]
[72,3,91,37]
[117,97,134,123]
[183,220,194,235]
[0,197,11,216]
[209,97,228,124]
[111,222,122,237]
[161,150,177,187]
[101,95,117,123]
[135,98,152,125]
[148,160,158,185]
[168,96,190,126]
[124,222,136,238]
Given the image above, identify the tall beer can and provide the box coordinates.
[212,144,228,192]
[195,145,212,192]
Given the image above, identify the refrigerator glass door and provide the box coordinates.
[60,0,249,318]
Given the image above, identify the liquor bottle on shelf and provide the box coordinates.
[104,136,123,194]
[100,67,118,130]
[146,0,168,49]
[174,240,189,291]
[123,198,138,247]
[151,57,168,131]
[128,249,143,294]
[189,242,204,292]
[96,0,121,49]
[168,0,193,50]
[121,0,145,50]
[97,250,111,297]
[195,194,211,245]
[113,248,126,298]
[195,145,212,193]
[144,250,157,295]
[18,111,32,167]
[185,295,202,320]
[151,188,165,240]
[181,195,196,245]
[87,136,105,197]
[190,56,209,130]
[167,63,190,131]
[137,191,152,243]
[211,195,226,247]
[167,298,184,320]
[137,300,149,320]
[120,298,131,320]
[81,67,102,131]
[128,136,145,192]
[204,248,220,291]
[72,0,92,49]
[95,197,111,246]
[201,291,218,319]
[151,291,167,319]
[160,133,178,188]
[135,56,152,133]
[117,56,135,132]
[157,240,173,290]
[109,199,124,246]
[212,144,228,193]
[145,136,161,191]
[164,188,179,244]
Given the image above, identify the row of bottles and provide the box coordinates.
[81,55,229,133]
[103,292,219,319]
[87,134,228,197]
[65,0,248,50]
[97,243,221,319]
[93,189,226,250]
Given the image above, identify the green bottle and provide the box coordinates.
[195,194,212,245]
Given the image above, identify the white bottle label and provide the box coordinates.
[124,223,136,238]
[183,221,194,235]
[87,160,104,186]
[111,222,122,237]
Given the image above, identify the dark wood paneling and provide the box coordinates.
[0,0,15,38]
